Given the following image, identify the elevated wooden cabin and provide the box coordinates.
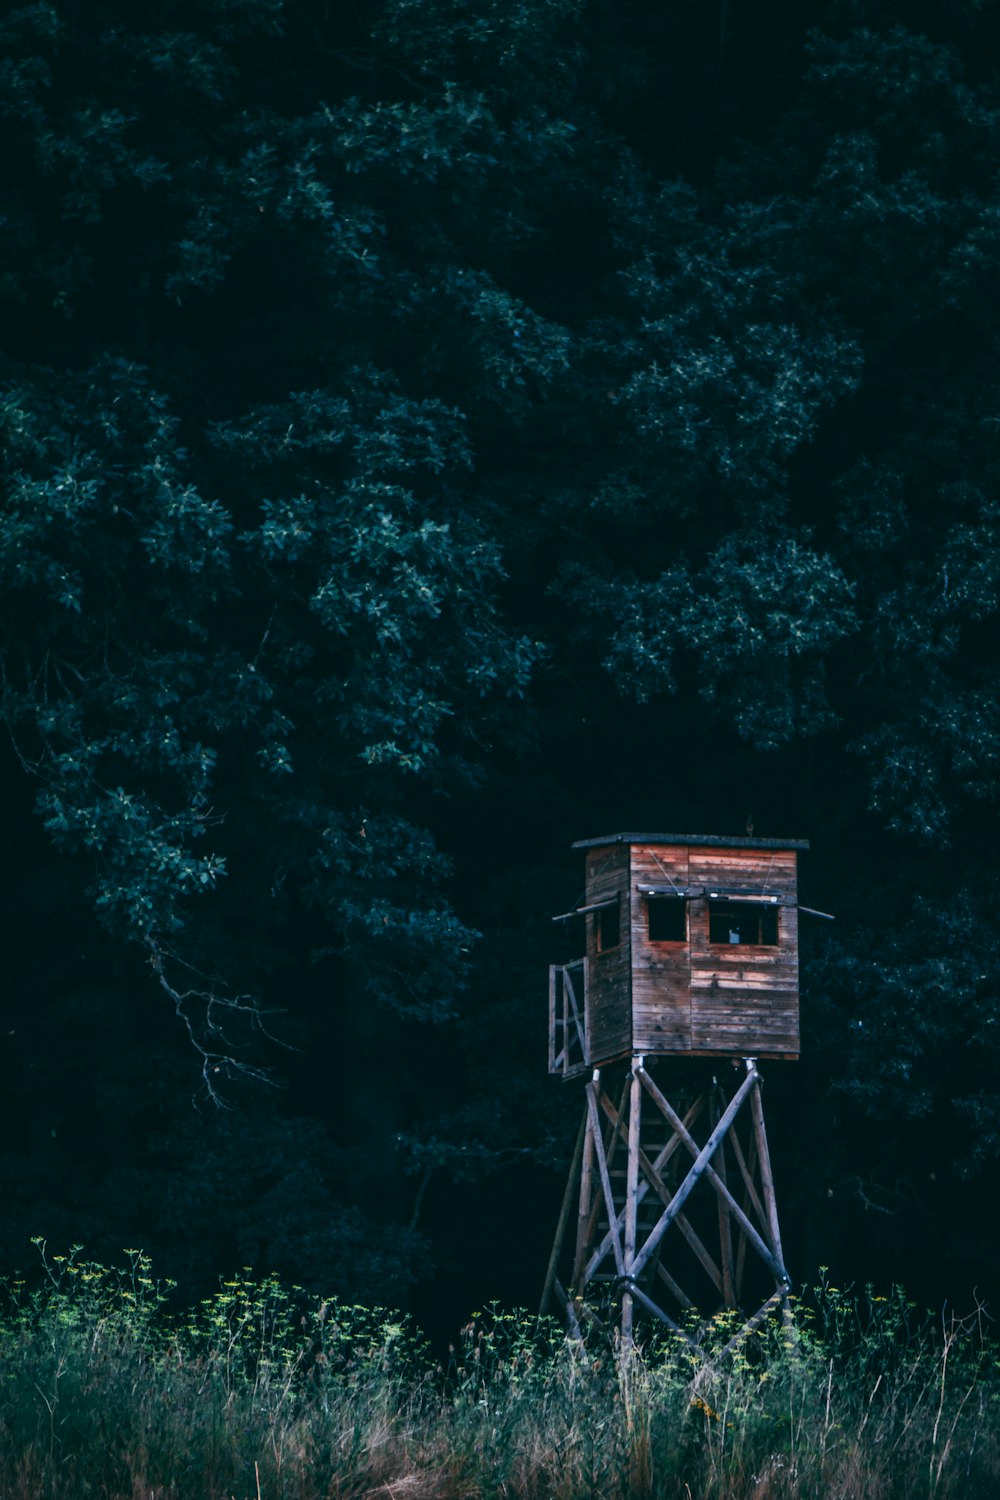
[549,833,808,1076]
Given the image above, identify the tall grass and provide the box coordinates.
[0,1245,996,1498]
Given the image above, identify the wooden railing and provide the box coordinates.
[548,959,589,1078]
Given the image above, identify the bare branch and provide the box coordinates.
[143,936,278,1107]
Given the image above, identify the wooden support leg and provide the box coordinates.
[656,1260,695,1310]
[585,1092,725,1298]
[732,1128,758,1302]
[586,1078,626,1277]
[621,1060,643,1349]
[547,1061,791,1347]
[631,1066,759,1279]
[728,1112,765,1228]
[710,1082,737,1309]
[571,1094,596,1291]
[540,1111,587,1316]
[639,1066,790,1285]
[551,1279,581,1340]
[750,1074,786,1273]
[580,1073,629,1272]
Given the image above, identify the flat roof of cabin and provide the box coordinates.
[572,832,810,851]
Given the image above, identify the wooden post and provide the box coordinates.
[583,953,591,1071]
[621,1059,643,1349]
[585,1092,725,1294]
[552,1279,582,1341]
[544,1058,791,1346]
[732,1128,758,1301]
[586,1079,625,1275]
[639,1066,789,1285]
[707,1287,788,1367]
[727,1112,766,1228]
[571,1093,596,1290]
[710,1082,737,1308]
[548,964,557,1075]
[581,1073,629,1260]
[631,1066,758,1279]
[656,1260,695,1311]
[750,1071,787,1275]
[540,1111,587,1315]
[629,1281,696,1343]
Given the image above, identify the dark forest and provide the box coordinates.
[3,0,1000,1347]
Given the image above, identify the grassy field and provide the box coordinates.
[0,1246,996,1499]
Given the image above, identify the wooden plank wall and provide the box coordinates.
[630,844,692,1053]
[687,847,799,1058]
[585,844,632,1064]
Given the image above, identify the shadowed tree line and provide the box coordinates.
[2,0,1000,1330]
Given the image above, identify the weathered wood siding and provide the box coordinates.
[630,844,691,1053]
[584,844,632,1064]
[687,847,799,1059]
[574,836,801,1063]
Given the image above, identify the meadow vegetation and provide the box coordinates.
[0,1245,996,1499]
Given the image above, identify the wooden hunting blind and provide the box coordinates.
[543,832,814,1348]
[549,833,808,1078]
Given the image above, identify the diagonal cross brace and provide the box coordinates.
[637,1066,790,1286]
[584,1089,722,1291]
[563,966,587,1063]
[631,1066,777,1281]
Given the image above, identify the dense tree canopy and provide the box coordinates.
[3,0,1000,1326]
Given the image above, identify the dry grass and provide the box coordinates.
[0,1254,996,1499]
[361,1467,482,1500]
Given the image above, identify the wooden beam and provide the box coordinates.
[599,1086,722,1296]
[581,1073,629,1270]
[707,1288,788,1369]
[638,1066,790,1285]
[656,1261,695,1310]
[674,1213,725,1296]
[586,1090,725,1295]
[552,1279,582,1342]
[710,1085,736,1309]
[621,1064,643,1348]
[571,1095,596,1289]
[548,964,557,1075]
[700,1161,789,1288]
[540,1110,587,1316]
[596,1088,704,1221]
[750,1076,787,1273]
[733,1130,758,1302]
[597,1090,672,1221]
[627,1280,697,1345]
[631,1067,759,1279]
[727,1113,767,1231]
[585,1193,724,1295]
[586,1080,625,1275]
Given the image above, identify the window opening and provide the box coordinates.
[648,899,686,942]
[708,902,778,946]
[596,901,620,952]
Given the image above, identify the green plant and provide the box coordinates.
[0,1250,997,1498]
